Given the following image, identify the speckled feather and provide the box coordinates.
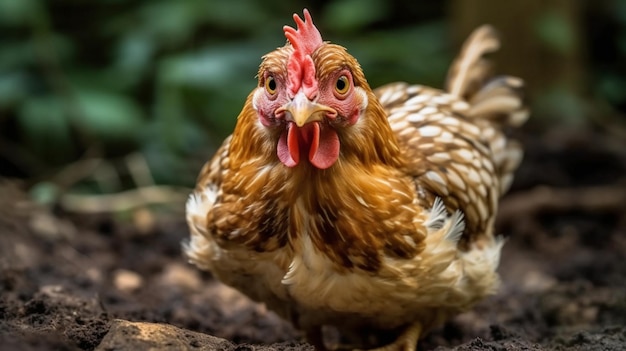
[185,19,527,350]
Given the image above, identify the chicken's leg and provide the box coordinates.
[306,325,327,351]
[357,322,422,351]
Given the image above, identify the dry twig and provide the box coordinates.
[59,185,190,213]
[497,184,626,227]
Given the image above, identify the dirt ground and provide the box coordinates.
[1,129,626,351]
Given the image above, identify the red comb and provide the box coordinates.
[283,9,323,99]
[284,9,323,60]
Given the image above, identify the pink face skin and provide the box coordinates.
[314,68,361,126]
[253,65,363,169]
[255,70,290,128]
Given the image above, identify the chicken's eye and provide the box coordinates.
[335,75,350,95]
[265,76,277,95]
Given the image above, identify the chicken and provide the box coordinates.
[185,9,528,351]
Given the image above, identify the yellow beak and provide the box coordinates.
[278,91,335,127]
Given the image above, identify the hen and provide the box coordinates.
[185,9,528,351]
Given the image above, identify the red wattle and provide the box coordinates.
[277,123,299,167]
[277,122,340,169]
[308,123,339,169]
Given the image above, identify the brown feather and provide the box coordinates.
[446,25,500,99]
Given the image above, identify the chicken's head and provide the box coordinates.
[252,9,370,170]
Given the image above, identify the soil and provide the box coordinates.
[1,129,626,351]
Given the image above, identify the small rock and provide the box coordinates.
[95,319,234,351]
[133,208,156,236]
[29,211,77,240]
[113,269,144,293]
[158,263,202,291]
[86,267,103,285]
[521,270,557,293]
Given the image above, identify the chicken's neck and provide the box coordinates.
[340,96,404,169]
[226,95,423,272]
[282,158,424,273]
[284,130,419,270]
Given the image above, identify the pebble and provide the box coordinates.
[113,269,144,293]
[158,263,202,291]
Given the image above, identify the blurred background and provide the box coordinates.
[0,0,624,209]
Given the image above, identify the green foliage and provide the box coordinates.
[533,86,588,127]
[533,9,575,55]
[596,0,626,111]
[0,0,39,26]
[74,90,144,141]
[0,0,450,188]
[29,181,60,205]
[2,0,622,193]
[18,95,73,160]
[323,0,390,33]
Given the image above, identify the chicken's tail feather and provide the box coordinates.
[446,25,500,99]
[446,25,528,127]
[446,25,529,195]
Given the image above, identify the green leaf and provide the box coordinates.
[200,0,270,30]
[0,34,75,69]
[114,31,155,80]
[533,86,587,126]
[29,181,60,205]
[0,71,27,108]
[141,136,203,186]
[346,22,448,88]
[0,0,38,26]
[74,91,144,142]
[17,95,73,159]
[598,74,626,105]
[138,1,197,46]
[159,44,261,89]
[0,41,36,69]
[323,0,389,33]
[533,10,575,55]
